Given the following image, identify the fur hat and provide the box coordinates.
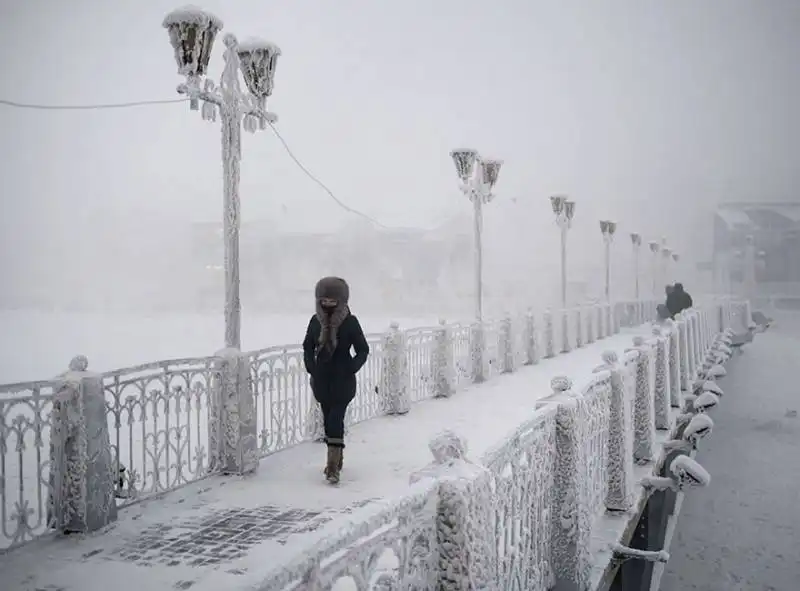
[315,276,350,303]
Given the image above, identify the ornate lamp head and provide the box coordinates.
[450,149,478,183]
[564,200,576,220]
[237,37,281,103]
[662,247,672,258]
[599,220,609,234]
[607,221,617,236]
[550,195,567,216]
[481,159,503,189]
[672,252,680,262]
[648,240,660,253]
[163,7,223,79]
[630,232,641,246]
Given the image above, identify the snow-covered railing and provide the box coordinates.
[0,296,670,552]
[254,296,746,590]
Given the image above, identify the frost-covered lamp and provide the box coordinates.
[550,194,566,216]
[451,149,479,184]
[163,6,224,109]
[630,232,642,247]
[564,199,575,221]
[237,38,282,130]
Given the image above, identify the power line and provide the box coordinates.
[0,97,190,110]
[0,95,395,230]
[265,121,390,229]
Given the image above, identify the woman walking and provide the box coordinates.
[302,277,370,484]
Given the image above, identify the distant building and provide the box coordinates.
[713,202,800,284]
[188,217,474,314]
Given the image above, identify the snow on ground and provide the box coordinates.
[659,312,800,591]
[0,324,653,591]
[0,310,437,383]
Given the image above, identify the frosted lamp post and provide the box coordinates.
[630,232,642,299]
[551,195,576,307]
[600,220,616,301]
[744,234,757,297]
[662,246,672,289]
[163,7,281,350]
[450,149,502,323]
[671,252,680,283]
[648,240,660,295]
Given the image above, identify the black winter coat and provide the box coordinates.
[302,313,370,405]
[666,290,693,318]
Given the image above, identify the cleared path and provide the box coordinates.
[661,313,800,591]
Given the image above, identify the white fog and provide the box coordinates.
[0,1,798,589]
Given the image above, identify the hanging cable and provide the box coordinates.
[0,97,190,110]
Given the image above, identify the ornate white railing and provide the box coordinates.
[254,296,746,589]
[0,296,704,553]
[0,381,56,549]
[102,357,217,504]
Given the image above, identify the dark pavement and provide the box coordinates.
[661,312,800,591]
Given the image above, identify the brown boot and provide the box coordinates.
[338,448,343,472]
[324,445,336,478]
[326,446,342,484]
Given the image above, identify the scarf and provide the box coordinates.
[316,301,350,354]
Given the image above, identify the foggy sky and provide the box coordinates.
[1,0,798,302]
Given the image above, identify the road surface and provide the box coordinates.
[661,312,800,591]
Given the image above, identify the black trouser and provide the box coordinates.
[320,401,349,448]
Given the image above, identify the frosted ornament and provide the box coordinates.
[683,413,713,443]
[670,455,711,489]
[693,391,719,412]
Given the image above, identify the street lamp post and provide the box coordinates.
[162,7,281,350]
[631,232,642,299]
[450,149,503,323]
[600,220,617,301]
[662,246,672,289]
[671,252,680,283]
[551,195,576,307]
[744,235,757,298]
[648,240,660,295]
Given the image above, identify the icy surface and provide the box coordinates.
[0,326,653,591]
[662,313,800,590]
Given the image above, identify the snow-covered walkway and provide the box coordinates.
[1,325,653,591]
[659,312,800,591]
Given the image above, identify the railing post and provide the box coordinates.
[586,305,596,344]
[209,348,258,475]
[626,337,656,464]
[381,322,411,414]
[561,308,571,354]
[677,315,691,395]
[499,313,515,373]
[544,309,556,359]
[548,377,592,590]
[594,351,634,512]
[597,304,606,340]
[524,308,539,365]
[432,320,455,399]
[48,356,118,534]
[650,327,671,430]
[575,307,583,348]
[666,320,682,409]
[687,312,698,381]
[470,322,486,383]
[410,431,495,591]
